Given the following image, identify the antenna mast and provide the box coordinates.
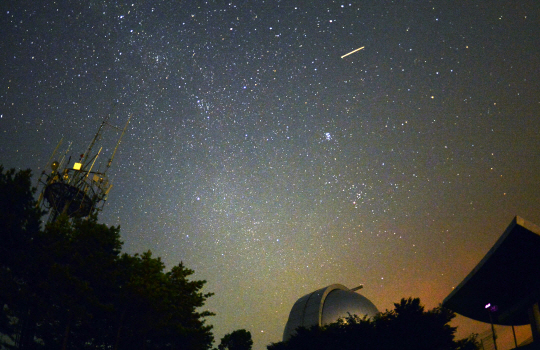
[37,112,131,222]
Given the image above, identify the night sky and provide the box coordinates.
[1,1,539,348]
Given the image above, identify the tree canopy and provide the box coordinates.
[0,166,214,350]
[219,329,253,350]
[267,297,480,350]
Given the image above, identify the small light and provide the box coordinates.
[485,303,491,309]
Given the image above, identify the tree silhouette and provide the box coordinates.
[219,329,253,350]
[29,214,123,349]
[0,166,42,348]
[112,252,214,350]
[0,166,214,350]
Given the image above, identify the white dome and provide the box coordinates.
[283,284,379,341]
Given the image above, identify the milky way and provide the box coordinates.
[1,1,539,348]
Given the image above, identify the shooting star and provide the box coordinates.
[341,46,365,59]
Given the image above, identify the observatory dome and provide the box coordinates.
[283,284,379,341]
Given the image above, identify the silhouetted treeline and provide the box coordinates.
[267,298,480,350]
[0,166,214,350]
[218,329,253,350]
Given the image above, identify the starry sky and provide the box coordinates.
[1,1,539,349]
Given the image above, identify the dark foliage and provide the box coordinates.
[218,329,253,350]
[267,297,480,350]
[0,167,214,350]
[0,166,43,348]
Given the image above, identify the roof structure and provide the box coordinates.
[443,216,540,326]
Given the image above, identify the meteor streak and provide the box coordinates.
[341,46,365,58]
